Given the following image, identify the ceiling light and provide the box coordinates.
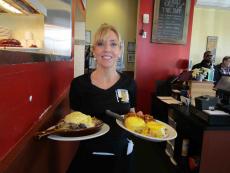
[0,0,22,14]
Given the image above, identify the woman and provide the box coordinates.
[68,24,136,173]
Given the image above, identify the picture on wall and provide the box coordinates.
[127,42,136,52]
[206,36,218,62]
[127,53,135,63]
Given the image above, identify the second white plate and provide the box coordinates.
[48,123,110,141]
[116,119,177,142]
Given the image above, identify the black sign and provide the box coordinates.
[152,0,190,44]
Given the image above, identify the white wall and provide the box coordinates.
[190,7,230,66]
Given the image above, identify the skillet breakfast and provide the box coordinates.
[124,112,167,138]
[36,111,102,139]
[63,111,96,128]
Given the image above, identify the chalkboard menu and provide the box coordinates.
[152,0,190,44]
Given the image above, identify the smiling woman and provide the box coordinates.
[92,24,122,72]
[68,23,137,173]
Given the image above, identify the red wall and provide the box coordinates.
[135,0,195,113]
[0,61,73,161]
[0,1,85,172]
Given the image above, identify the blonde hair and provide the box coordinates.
[93,23,122,48]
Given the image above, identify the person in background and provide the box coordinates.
[214,56,230,84]
[67,23,137,173]
[192,50,213,70]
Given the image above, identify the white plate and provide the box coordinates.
[47,123,110,141]
[116,119,177,142]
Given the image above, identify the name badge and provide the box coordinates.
[116,89,129,103]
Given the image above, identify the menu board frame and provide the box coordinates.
[152,0,190,44]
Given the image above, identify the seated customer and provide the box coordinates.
[214,56,230,84]
[192,51,213,69]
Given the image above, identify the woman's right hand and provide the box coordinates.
[136,111,143,116]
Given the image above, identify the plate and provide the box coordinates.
[48,119,104,137]
[116,119,177,142]
[47,123,110,141]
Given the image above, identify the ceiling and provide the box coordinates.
[0,0,47,15]
[196,0,230,10]
[1,0,230,14]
